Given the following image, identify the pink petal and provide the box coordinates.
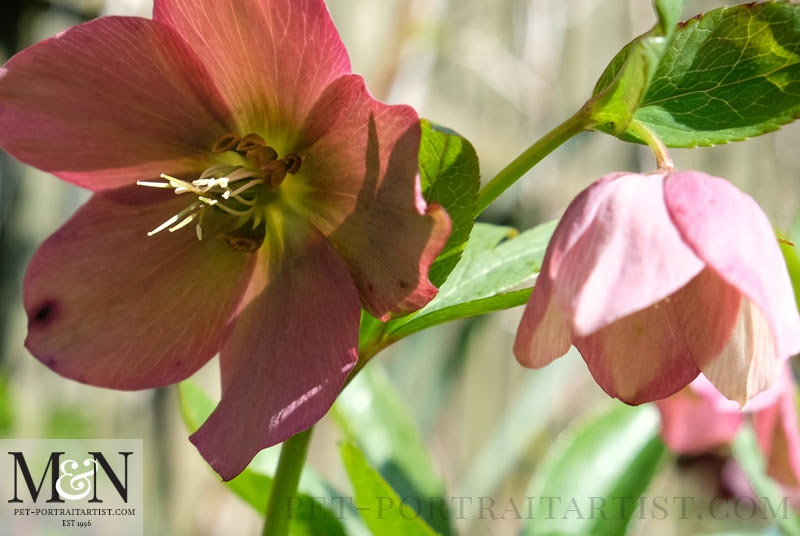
[513,256,573,369]
[664,171,800,360]
[575,268,740,404]
[544,171,629,279]
[656,386,743,454]
[554,173,704,336]
[23,191,255,388]
[190,209,360,480]
[513,173,627,369]
[754,368,800,488]
[154,0,351,139]
[691,372,783,414]
[0,17,232,190]
[286,75,450,318]
[701,299,781,406]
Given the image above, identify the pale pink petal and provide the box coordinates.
[190,209,360,480]
[544,171,628,279]
[754,369,800,487]
[23,191,255,388]
[664,171,800,360]
[513,174,626,368]
[656,387,743,454]
[555,173,704,336]
[702,300,781,406]
[154,0,351,139]
[286,75,450,318]
[0,17,232,190]
[575,268,740,404]
[513,258,573,368]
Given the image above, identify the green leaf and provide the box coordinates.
[177,381,357,536]
[631,2,800,147]
[334,363,453,535]
[418,119,481,286]
[782,217,800,311]
[522,404,667,536]
[654,0,687,35]
[591,0,686,134]
[730,425,800,536]
[340,442,439,536]
[0,374,12,435]
[781,239,800,311]
[385,220,557,340]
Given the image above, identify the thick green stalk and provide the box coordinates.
[261,427,314,536]
[475,107,590,215]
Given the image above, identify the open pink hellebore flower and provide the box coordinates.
[0,0,450,479]
[514,170,800,405]
[656,367,800,502]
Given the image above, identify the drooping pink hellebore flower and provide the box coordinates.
[514,170,800,406]
[656,367,800,502]
[0,0,450,479]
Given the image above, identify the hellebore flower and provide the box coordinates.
[656,367,800,503]
[0,0,450,479]
[514,170,800,405]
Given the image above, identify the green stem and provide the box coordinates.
[262,427,314,536]
[475,107,590,215]
[626,119,673,171]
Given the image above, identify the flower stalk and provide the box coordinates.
[262,427,314,536]
[627,119,674,171]
[475,106,590,216]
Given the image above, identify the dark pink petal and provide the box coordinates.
[190,208,360,480]
[287,75,450,318]
[665,171,800,361]
[656,386,743,454]
[24,191,255,388]
[0,17,232,190]
[575,268,740,404]
[154,0,351,139]
[754,368,800,488]
[514,254,573,369]
[554,173,704,336]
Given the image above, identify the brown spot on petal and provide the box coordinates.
[398,279,410,290]
[236,133,266,153]
[29,300,58,328]
[212,133,241,153]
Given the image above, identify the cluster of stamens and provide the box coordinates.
[138,132,302,241]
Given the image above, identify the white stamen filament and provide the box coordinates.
[169,214,198,233]
[136,180,172,188]
[147,215,179,237]
[139,169,266,240]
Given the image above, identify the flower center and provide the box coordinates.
[138,132,302,242]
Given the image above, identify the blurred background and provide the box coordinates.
[0,0,798,535]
